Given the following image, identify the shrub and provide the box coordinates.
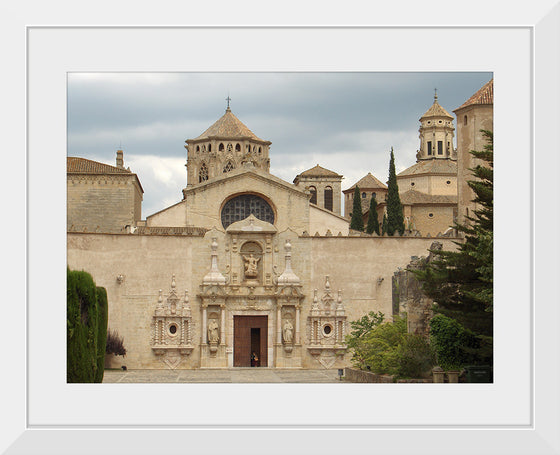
[429,313,483,370]
[106,329,127,357]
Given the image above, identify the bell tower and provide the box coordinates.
[417,90,456,161]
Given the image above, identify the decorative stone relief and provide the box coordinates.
[151,274,194,369]
[307,276,347,365]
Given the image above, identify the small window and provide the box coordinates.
[235,143,241,152]
[323,324,333,336]
[446,180,451,185]
[427,121,431,124]
[464,115,467,125]
[219,143,224,151]
[169,324,177,335]
[258,147,262,155]
[428,213,434,218]
[227,143,233,152]
[438,120,442,124]
[411,182,415,186]
[324,186,333,211]
[309,186,317,204]
[362,192,366,198]
[427,141,432,155]
[438,141,443,155]
[223,161,235,173]
[208,144,212,152]
[199,163,209,182]
[196,145,200,152]
[372,192,376,199]
[447,141,450,151]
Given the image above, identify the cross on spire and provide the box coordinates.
[226,95,231,110]
[434,88,438,101]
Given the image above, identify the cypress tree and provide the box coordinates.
[386,148,405,236]
[381,212,388,236]
[95,286,108,383]
[349,186,364,232]
[366,195,380,235]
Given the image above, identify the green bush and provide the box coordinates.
[67,269,106,383]
[429,313,483,370]
[346,314,435,379]
[94,286,108,383]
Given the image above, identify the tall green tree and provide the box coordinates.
[366,195,380,235]
[381,212,388,236]
[386,148,405,236]
[349,186,364,231]
[414,130,493,363]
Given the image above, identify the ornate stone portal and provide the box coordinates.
[307,276,347,368]
[151,274,194,369]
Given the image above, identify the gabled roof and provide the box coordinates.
[343,172,387,193]
[399,189,457,205]
[190,108,267,142]
[420,97,454,120]
[454,79,493,111]
[67,157,132,174]
[294,164,342,182]
[397,159,457,177]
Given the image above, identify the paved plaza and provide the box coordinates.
[103,368,344,383]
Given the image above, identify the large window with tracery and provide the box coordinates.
[221,194,275,228]
[324,186,333,211]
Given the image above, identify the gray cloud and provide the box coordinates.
[68,72,492,216]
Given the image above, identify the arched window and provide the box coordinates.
[221,194,275,228]
[361,192,366,199]
[258,147,262,155]
[196,145,200,152]
[324,186,333,211]
[223,161,235,173]
[219,143,225,152]
[309,186,317,204]
[235,143,241,152]
[202,145,206,152]
[208,144,212,152]
[199,163,208,183]
[464,115,468,125]
[227,143,233,152]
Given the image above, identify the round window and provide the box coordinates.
[169,324,178,335]
[221,194,275,228]
[428,213,434,218]
[323,324,333,336]
[446,180,451,185]
[411,182,415,186]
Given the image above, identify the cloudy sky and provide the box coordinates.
[67,72,492,216]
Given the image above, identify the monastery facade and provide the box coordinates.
[67,80,493,370]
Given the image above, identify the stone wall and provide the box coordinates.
[344,368,433,383]
[67,175,142,233]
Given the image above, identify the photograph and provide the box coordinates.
[66,72,494,384]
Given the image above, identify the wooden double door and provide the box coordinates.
[233,316,268,367]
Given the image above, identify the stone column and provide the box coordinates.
[277,305,282,344]
[220,305,226,345]
[202,304,208,344]
[295,305,301,344]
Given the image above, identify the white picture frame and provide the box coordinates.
[3,1,559,453]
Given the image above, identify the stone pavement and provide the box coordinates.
[103,368,343,383]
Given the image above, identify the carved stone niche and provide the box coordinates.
[151,274,194,369]
[307,276,347,364]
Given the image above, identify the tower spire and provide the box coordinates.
[434,88,438,101]
[225,95,231,111]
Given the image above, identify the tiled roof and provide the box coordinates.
[399,189,457,205]
[295,164,342,180]
[192,108,265,141]
[454,79,493,111]
[420,99,454,120]
[344,172,387,192]
[67,157,132,174]
[397,159,457,177]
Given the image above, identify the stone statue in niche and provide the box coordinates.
[283,320,294,344]
[207,319,219,344]
[243,253,261,278]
